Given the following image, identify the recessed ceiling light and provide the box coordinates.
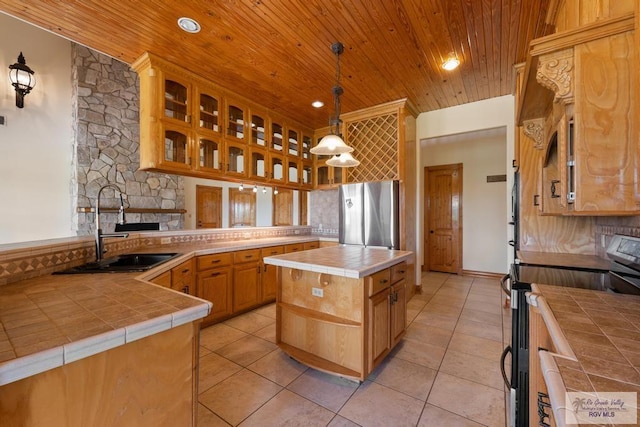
[312,101,324,108]
[442,53,460,71]
[178,17,201,33]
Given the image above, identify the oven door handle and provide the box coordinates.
[500,273,511,297]
[500,345,512,388]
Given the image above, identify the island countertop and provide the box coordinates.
[263,245,413,278]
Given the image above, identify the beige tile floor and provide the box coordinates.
[197,272,511,426]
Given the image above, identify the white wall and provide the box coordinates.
[0,13,73,244]
[415,95,515,274]
[423,129,507,274]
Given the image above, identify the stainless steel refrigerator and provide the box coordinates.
[338,180,400,249]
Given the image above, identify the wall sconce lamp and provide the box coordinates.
[8,52,36,108]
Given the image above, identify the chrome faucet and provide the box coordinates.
[95,184,129,261]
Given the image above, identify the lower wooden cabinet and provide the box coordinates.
[233,260,261,312]
[368,288,391,368]
[197,266,233,324]
[367,263,406,370]
[150,259,195,296]
[261,246,284,303]
[194,243,316,326]
[171,259,195,295]
[277,260,408,381]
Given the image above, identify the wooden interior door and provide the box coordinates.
[424,164,462,274]
[273,188,293,226]
[196,185,222,228]
[229,188,256,227]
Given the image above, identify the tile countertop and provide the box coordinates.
[0,235,327,386]
[529,283,640,424]
[263,245,414,278]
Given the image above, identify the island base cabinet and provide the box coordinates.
[0,322,199,427]
[276,263,407,382]
[279,307,363,376]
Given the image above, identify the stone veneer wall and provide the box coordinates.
[71,44,184,236]
[310,188,339,235]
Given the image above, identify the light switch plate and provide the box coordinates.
[0,116,6,126]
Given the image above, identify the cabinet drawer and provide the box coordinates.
[285,243,304,253]
[303,241,319,250]
[197,252,233,270]
[368,269,391,296]
[391,262,407,284]
[234,248,261,263]
[261,245,284,257]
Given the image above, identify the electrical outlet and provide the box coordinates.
[312,287,323,297]
[0,116,6,126]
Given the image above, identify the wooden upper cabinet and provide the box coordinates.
[163,76,191,125]
[249,147,268,181]
[270,118,285,153]
[195,137,223,174]
[301,133,312,160]
[226,100,247,143]
[517,13,638,215]
[287,128,299,157]
[225,141,247,177]
[249,109,269,149]
[196,87,222,136]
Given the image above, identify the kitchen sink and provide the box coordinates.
[54,253,181,274]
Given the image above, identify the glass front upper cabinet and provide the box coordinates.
[271,120,284,152]
[250,148,267,180]
[288,160,299,184]
[198,91,220,134]
[302,163,313,187]
[250,112,267,147]
[163,128,190,169]
[164,79,189,123]
[288,129,299,157]
[226,142,246,176]
[226,103,245,142]
[302,134,312,159]
[198,138,222,173]
[270,155,284,182]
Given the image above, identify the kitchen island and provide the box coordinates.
[264,245,413,381]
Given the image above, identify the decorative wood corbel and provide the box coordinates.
[522,118,546,149]
[536,48,574,105]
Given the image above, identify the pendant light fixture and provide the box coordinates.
[310,42,356,158]
[326,152,360,168]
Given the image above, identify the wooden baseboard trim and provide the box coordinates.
[461,270,505,280]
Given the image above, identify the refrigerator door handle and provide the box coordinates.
[500,345,512,388]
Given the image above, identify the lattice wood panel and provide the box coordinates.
[346,113,399,182]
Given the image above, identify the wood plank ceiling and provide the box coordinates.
[0,0,553,128]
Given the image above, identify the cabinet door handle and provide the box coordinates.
[533,194,540,206]
[182,269,190,273]
[181,286,189,294]
[245,254,253,258]
[550,180,560,198]
[209,272,220,277]
[210,259,221,264]
[379,279,388,285]
[537,392,551,427]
